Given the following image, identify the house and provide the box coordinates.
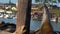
[0,3,11,9]
[11,7,17,11]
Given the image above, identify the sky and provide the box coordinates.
[0,0,35,4]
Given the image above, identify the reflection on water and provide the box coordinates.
[0,18,60,32]
[0,18,16,24]
[30,18,41,30]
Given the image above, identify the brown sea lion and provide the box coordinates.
[40,4,56,34]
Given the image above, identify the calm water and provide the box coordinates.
[0,18,60,32]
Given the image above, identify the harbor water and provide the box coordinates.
[0,17,60,32]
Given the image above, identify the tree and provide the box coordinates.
[35,0,49,7]
[35,0,47,3]
[15,0,32,34]
[35,0,49,3]
[35,0,40,3]
[58,0,60,2]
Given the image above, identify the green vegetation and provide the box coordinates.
[5,7,14,11]
[49,9,60,17]
[5,3,16,7]
[35,0,60,17]
[5,3,17,13]
[58,0,60,2]
[35,0,51,3]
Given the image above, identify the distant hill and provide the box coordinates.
[0,3,4,5]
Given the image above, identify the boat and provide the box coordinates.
[51,18,56,22]
[4,14,9,18]
[7,16,13,19]
[32,16,38,20]
[58,18,60,22]
[0,14,3,18]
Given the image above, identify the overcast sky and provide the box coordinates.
[0,0,35,4]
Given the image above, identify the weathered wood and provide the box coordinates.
[15,0,32,34]
[0,21,4,25]
[0,31,12,34]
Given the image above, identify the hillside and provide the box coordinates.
[50,9,60,17]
